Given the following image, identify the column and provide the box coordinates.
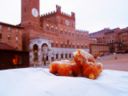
[38,47,42,67]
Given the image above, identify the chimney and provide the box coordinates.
[71,12,75,19]
[56,5,61,13]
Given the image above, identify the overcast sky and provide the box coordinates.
[0,0,128,33]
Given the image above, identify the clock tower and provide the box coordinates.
[21,0,40,27]
[21,0,40,51]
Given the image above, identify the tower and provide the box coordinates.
[21,0,40,51]
[21,0,40,27]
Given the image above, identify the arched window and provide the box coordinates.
[65,54,67,58]
[55,43,58,47]
[51,43,54,47]
[51,57,54,61]
[61,54,63,59]
[69,54,72,58]
[41,43,49,65]
[61,44,63,48]
[56,54,58,59]
[33,44,38,62]
[41,43,48,52]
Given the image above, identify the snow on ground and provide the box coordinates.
[0,68,128,96]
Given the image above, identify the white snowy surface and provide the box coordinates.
[0,68,128,96]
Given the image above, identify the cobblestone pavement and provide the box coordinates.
[97,53,128,71]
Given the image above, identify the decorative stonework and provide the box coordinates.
[29,38,89,67]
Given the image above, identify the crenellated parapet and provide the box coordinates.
[55,5,75,20]
[41,11,56,18]
[76,29,89,33]
[40,5,75,20]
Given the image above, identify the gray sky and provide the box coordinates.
[0,0,128,33]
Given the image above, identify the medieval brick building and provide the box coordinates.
[89,27,128,56]
[0,0,89,67]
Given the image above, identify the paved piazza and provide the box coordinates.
[97,53,128,71]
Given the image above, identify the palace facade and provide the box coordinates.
[0,0,89,67]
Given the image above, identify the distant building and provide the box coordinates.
[0,0,89,68]
[89,27,128,56]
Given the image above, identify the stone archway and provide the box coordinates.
[29,38,52,67]
[41,43,49,65]
[33,44,39,66]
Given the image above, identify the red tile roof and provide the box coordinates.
[0,22,23,28]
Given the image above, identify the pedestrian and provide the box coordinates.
[113,52,117,60]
